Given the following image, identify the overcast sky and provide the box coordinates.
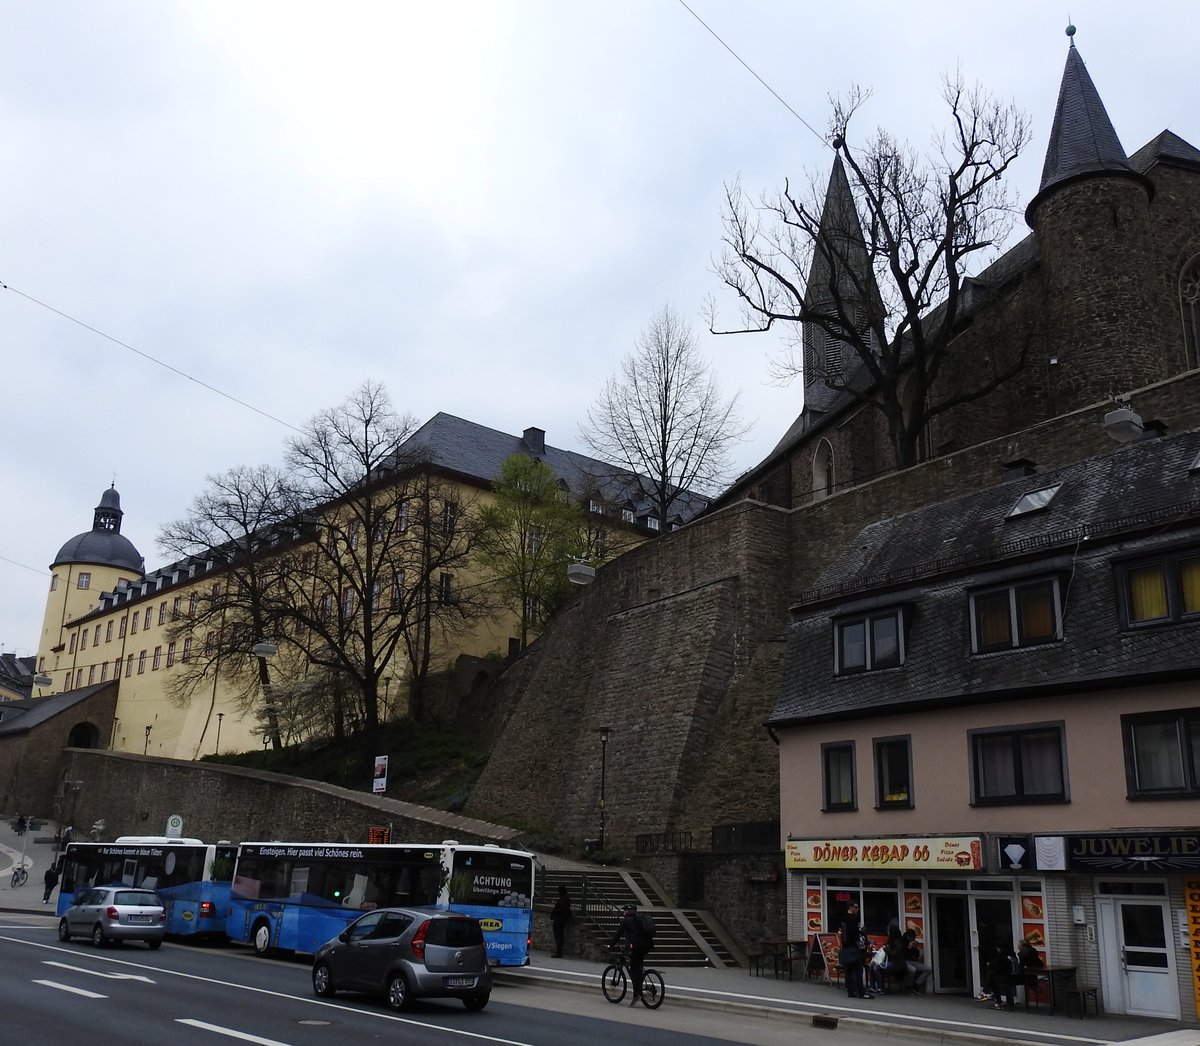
[2,1,1195,657]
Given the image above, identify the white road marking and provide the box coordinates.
[175,1019,293,1045]
[33,979,107,999]
[44,960,155,983]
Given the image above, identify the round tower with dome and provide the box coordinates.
[35,487,144,693]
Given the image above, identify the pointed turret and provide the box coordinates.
[1026,35,1152,226]
[801,154,882,417]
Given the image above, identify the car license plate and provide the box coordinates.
[128,915,153,924]
[445,977,476,988]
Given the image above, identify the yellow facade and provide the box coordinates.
[33,453,656,761]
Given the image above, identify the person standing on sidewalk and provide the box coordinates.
[551,885,571,958]
[839,902,872,1000]
[42,862,59,904]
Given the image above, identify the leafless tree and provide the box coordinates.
[711,75,1033,468]
[275,381,488,728]
[158,464,294,751]
[581,305,746,525]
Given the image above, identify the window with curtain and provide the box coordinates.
[970,725,1066,803]
[1120,550,1200,627]
[1124,711,1200,796]
[971,579,1060,652]
[875,737,913,808]
[823,742,856,811]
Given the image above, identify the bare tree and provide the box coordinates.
[712,75,1033,468]
[581,305,746,525]
[276,382,488,728]
[158,464,294,751]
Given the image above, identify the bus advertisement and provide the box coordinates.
[226,840,534,965]
[57,837,237,937]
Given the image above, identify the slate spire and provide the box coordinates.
[1026,32,1152,226]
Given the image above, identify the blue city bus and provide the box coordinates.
[57,837,237,938]
[226,840,534,965]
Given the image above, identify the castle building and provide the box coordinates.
[27,414,701,762]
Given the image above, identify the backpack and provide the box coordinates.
[1006,953,1022,977]
[637,912,656,942]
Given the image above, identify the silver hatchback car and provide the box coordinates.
[58,886,165,948]
[312,907,491,1011]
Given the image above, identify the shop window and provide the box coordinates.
[836,609,904,673]
[1123,710,1200,797]
[823,741,856,811]
[970,578,1060,652]
[970,724,1066,804]
[875,736,912,808]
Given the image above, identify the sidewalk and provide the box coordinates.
[493,950,1189,1046]
[0,813,1185,1046]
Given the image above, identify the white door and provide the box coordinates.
[1096,897,1179,1019]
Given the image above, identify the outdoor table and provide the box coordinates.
[1025,965,1078,1014]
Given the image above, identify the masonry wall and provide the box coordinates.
[57,748,526,849]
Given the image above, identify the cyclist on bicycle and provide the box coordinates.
[610,902,653,1006]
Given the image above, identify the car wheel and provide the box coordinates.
[147,939,162,951]
[251,920,272,957]
[312,962,336,997]
[57,919,71,942]
[386,972,411,1012]
[91,924,107,947]
[463,993,489,1012]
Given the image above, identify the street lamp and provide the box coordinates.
[32,673,52,693]
[215,712,224,755]
[252,641,281,751]
[599,726,611,851]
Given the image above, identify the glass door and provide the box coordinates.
[1097,897,1178,1019]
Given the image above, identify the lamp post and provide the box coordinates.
[32,672,52,695]
[598,726,611,851]
[252,640,281,751]
[143,724,152,755]
[215,712,224,755]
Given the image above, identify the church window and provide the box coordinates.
[1181,255,1200,369]
[813,439,835,501]
[826,341,844,382]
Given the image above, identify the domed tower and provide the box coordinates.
[1026,30,1170,409]
[35,487,144,692]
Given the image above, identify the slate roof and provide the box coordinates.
[771,429,1200,726]
[0,653,35,700]
[1026,43,1153,224]
[0,683,112,736]
[400,412,709,524]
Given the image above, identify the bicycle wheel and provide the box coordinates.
[11,866,28,888]
[640,969,665,1009]
[601,963,627,1003]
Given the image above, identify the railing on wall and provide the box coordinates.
[634,830,693,854]
[711,820,780,853]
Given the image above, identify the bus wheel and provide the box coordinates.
[252,920,273,957]
[386,973,411,1011]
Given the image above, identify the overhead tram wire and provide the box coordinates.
[0,280,304,435]
[674,0,829,148]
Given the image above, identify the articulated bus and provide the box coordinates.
[226,840,534,964]
[57,837,237,937]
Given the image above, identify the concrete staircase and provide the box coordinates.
[537,865,742,969]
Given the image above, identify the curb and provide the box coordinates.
[491,970,1057,1046]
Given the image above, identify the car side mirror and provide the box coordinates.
[339,930,351,943]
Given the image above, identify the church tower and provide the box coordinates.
[1026,30,1170,409]
[35,486,144,694]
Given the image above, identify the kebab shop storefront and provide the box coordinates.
[786,835,1050,996]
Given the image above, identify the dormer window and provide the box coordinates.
[647,517,660,531]
[621,508,634,523]
[589,500,604,515]
[835,608,904,673]
[970,578,1061,652]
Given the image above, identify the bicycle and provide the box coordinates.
[10,864,28,888]
[601,947,665,1009]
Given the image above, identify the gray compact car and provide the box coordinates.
[312,907,492,1011]
[58,886,165,948]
